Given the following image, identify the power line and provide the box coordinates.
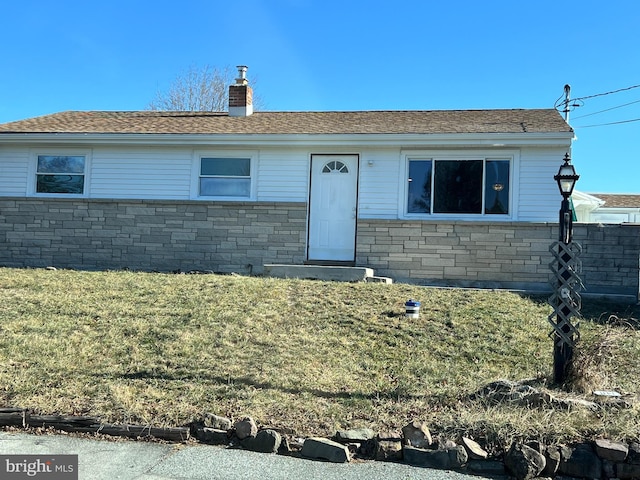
[572,117,640,128]
[571,84,640,102]
[571,98,640,120]
[554,83,640,110]
[554,83,640,124]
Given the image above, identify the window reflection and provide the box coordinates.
[433,160,483,214]
[407,160,432,213]
[199,157,251,197]
[485,160,510,214]
[36,155,85,194]
[407,158,510,216]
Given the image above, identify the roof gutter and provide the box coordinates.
[0,132,574,147]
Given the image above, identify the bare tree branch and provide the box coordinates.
[148,65,246,112]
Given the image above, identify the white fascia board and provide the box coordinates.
[0,132,574,147]
[572,190,606,208]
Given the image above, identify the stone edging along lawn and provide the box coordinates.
[2,406,640,480]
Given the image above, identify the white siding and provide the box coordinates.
[90,147,192,199]
[358,149,401,219]
[517,147,568,221]
[0,148,29,196]
[0,143,574,225]
[257,149,309,202]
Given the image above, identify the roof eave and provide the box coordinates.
[0,131,574,147]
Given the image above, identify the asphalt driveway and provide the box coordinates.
[0,431,489,480]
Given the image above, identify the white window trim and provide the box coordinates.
[399,150,519,221]
[191,150,258,200]
[28,149,91,197]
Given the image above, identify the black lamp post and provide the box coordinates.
[554,153,580,244]
[551,153,580,384]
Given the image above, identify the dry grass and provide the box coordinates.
[0,267,638,449]
[567,314,638,394]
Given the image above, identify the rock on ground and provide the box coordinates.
[234,417,258,440]
[504,443,546,480]
[301,437,351,463]
[240,429,281,453]
[558,443,602,479]
[401,421,432,448]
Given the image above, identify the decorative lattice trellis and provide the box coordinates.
[547,241,583,348]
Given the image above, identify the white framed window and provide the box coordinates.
[32,153,88,196]
[194,151,256,199]
[405,154,512,217]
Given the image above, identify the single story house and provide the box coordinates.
[1,68,638,299]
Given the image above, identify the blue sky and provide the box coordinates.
[1,0,638,193]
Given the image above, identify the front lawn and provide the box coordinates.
[0,267,638,450]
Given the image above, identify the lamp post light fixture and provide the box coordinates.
[549,153,582,385]
[554,153,580,244]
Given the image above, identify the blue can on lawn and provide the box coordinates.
[405,299,421,319]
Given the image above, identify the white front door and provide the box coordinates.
[308,155,358,262]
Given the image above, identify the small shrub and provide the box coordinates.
[566,315,634,394]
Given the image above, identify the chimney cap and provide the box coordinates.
[235,65,248,85]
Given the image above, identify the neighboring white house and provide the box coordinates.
[1,68,638,299]
[573,191,640,223]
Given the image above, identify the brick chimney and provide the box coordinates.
[228,65,253,117]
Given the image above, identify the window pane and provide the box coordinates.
[407,160,432,213]
[201,158,250,176]
[485,160,510,214]
[323,161,349,173]
[433,160,483,214]
[37,156,85,174]
[200,177,250,197]
[37,174,84,194]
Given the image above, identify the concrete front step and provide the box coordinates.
[263,264,380,283]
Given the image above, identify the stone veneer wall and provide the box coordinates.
[1,198,638,301]
[356,220,640,300]
[0,198,307,274]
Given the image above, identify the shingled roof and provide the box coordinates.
[0,109,571,135]
[590,194,640,208]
